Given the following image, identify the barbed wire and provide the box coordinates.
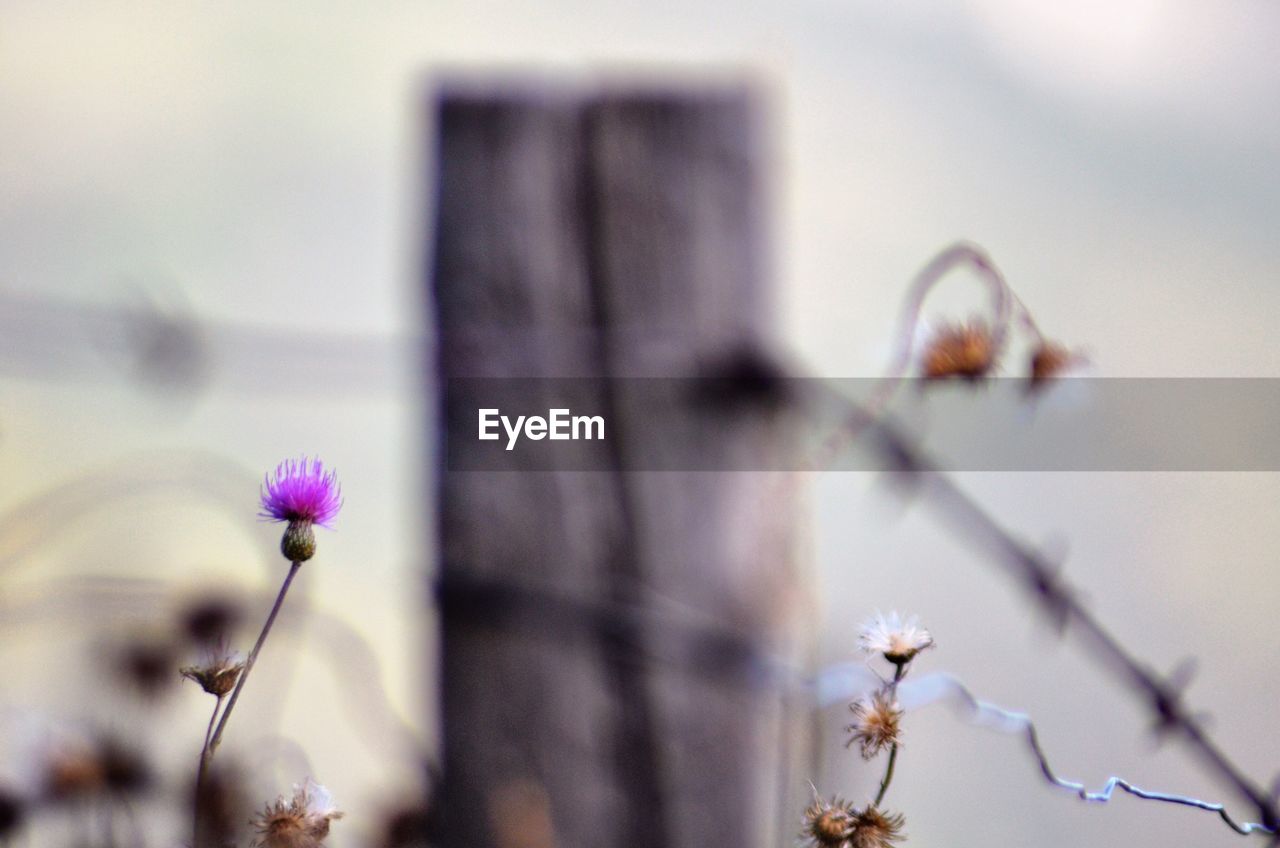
[821,389,1280,842]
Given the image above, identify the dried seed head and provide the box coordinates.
[116,638,177,700]
[43,743,105,802]
[180,596,244,645]
[1028,341,1080,390]
[377,806,434,848]
[858,611,934,665]
[850,806,906,848]
[27,729,150,812]
[802,792,857,847]
[98,737,152,795]
[0,787,23,837]
[845,691,903,759]
[251,778,343,848]
[921,322,996,381]
[180,647,244,698]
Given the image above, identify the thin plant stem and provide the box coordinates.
[874,662,908,806]
[193,695,224,848]
[206,560,302,757]
[874,738,900,806]
[202,695,223,754]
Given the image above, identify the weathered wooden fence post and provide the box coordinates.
[429,82,803,848]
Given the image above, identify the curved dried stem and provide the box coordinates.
[808,242,1017,475]
[873,662,908,806]
[205,560,302,758]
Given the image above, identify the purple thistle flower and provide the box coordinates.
[259,457,342,529]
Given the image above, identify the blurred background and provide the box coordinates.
[2,1,1278,845]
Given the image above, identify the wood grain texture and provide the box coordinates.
[430,83,803,848]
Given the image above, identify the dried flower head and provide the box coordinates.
[180,642,244,698]
[97,737,152,795]
[1028,341,1080,390]
[921,322,996,381]
[180,595,245,645]
[41,735,150,803]
[42,743,104,802]
[115,636,178,700]
[251,778,344,848]
[377,805,434,848]
[0,787,23,838]
[850,805,906,848]
[801,791,857,847]
[845,691,903,759]
[859,611,934,665]
[260,457,342,561]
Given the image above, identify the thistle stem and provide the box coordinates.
[874,662,908,806]
[206,560,302,756]
[874,741,900,806]
[202,695,223,753]
[193,695,223,846]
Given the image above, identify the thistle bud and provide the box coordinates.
[282,521,316,562]
[260,456,341,562]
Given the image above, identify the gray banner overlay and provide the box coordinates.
[442,378,1280,471]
